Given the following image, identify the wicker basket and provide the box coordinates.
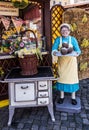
[19,54,38,76]
[19,29,38,76]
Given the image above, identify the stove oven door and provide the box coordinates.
[15,83,35,102]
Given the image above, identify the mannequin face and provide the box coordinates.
[60,27,70,37]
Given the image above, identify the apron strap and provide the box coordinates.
[69,36,73,47]
[69,36,71,44]
[60,37,62,46]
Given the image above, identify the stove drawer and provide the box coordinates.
[38,81,48,90]
[15,83,35,101]
[38,91,48,97]
[38,98,49,105]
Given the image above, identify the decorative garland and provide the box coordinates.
[12,0,29,9]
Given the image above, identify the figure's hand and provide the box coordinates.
[53,51,57,56]
[74,52,79,57]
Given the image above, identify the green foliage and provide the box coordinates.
[0,67,4,77]
[12,0,28,9]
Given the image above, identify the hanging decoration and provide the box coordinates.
[11,17,23,34]
[1,16,10,30]
[11,0,29,9]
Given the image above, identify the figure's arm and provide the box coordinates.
[52,37,60,56]
[72,37,81,55]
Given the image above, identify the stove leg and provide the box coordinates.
[8,106,15,126]
[47,103,55,122]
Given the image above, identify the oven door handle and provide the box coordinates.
[21,86,29,89]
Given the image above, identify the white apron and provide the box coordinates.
[57,36,79,84]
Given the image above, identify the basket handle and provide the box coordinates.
[20,29,38,48]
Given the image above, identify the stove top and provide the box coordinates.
[5,66,54,81]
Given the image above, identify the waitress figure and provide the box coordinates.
[52,23,81,105]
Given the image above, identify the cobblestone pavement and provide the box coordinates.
[0,79,89,130]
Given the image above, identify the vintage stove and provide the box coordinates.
[4,66,56,126]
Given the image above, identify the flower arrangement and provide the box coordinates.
[9,36,42,60]
[12,0,29,9]
[8,30,42,76]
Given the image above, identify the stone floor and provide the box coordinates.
[0,79,89,130]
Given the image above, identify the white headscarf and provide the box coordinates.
[60,23,70,30]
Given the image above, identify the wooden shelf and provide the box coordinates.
[0,54,14,60]
[0,51,49,60]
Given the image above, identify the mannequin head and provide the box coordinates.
[60,23,70,37]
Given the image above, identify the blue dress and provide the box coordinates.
[52,36,81,93]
